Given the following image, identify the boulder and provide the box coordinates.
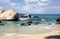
[0,20,4,26]
[0,10,18,21]
[21,21,32,26]
[56,17,60,24]
[24,14,31,18]
[0,23,4,26]
[21,23,31,26]
[45,35,60,39]
[0,20,2,23]
[27,21,32,24]
[33,16,39,18]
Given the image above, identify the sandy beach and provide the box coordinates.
[0,25,60,39]
[0,30,60,39]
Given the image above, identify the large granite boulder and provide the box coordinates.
[0,10,18,21]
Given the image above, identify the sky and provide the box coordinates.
[0,0,60,14]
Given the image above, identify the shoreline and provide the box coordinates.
[0,29,60,39]
[0,22,60,39]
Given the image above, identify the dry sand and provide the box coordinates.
[0,29,60,39]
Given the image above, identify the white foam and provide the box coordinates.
[45,23,55,29]
[5,33,14,36]
[4,33,31,36]
[45,27,50,29]
[0,33,31,39]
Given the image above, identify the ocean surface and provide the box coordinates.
[0,14,60,36]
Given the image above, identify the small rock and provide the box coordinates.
[21,21,32,26]
[33,21,40,25]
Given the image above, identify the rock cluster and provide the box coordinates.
[21,21,32,26]
[20,14,31,18]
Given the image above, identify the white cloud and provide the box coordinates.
[25,0,39,3]
[0,0,11,3]
[7,3,22,13]
[22,6,30,10]
[24,0,60,14]
[8,2,21,9]
[22,0,49,14]
[41,0,48,2]
[49,6,60,9]
[9,3,16,7]
[0,7,3,9]
[0,0,49,14]
[19,5,45,14]
[9,3,21,7]
[0,0,59,14]
[19,6,30,13]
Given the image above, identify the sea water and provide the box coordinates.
[0,14,60,36]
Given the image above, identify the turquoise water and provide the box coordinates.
[0,14,60,36]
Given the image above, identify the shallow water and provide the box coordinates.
[0,15,60,36]
[0,20,59,36]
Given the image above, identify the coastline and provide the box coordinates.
[0,25,60,39]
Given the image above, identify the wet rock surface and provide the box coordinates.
[21,21,32,26]
[33,16,39,18]
[45,35,60,39]
[56,17,60,24]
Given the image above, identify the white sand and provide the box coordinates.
[0,24,60,39]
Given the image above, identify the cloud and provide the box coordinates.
[0,0,60,14]
[0,0,21,12]
[21,0,49,14]
[0,0,11,3]
[25,0,39,3]
[41,0,48,2]
[43,7,60,14]
[0,0,11,9]
[7,2,22,13]
[0,7,3,9]
[9,3,21,8]
[22,0,60,14]
[9,3,16,7]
